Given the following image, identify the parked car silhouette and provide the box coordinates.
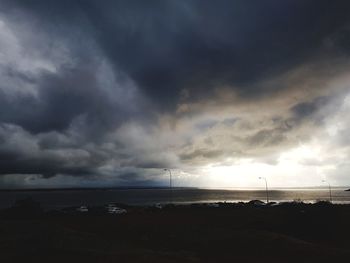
[106,204,127,214]
[76,206,88,212]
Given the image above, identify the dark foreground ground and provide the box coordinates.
[0,202,350,263]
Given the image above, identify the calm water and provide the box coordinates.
[0,188,349,209]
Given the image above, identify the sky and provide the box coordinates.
[0,0,350,188]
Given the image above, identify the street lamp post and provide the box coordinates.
[164,168,173,203]
[259,177,269,203]
[322,180,332,203]
[164,168,172,189]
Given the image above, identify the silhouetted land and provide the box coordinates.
[0,201,350,262]
[0,186,197,192]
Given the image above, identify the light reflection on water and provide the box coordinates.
[0,188,349,209]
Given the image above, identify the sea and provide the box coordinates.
[1,187,350,210]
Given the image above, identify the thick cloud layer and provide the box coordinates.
[1,0,350,188]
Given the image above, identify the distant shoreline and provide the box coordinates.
[0,186,349,192]
[0,186,198,192]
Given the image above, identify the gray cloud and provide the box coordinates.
[1,0,350,187]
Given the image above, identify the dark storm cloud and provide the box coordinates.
[117,171,158,186]
[0,123,110,178]
[0,157,92,178]
[83,0,350,105]
[3,0,350,108]
[179,149,225,162]
[0,37,147,135]
[291,96,329,119]
[247,128,287,147]
[1,66,97,133]
[289,95,343,128]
